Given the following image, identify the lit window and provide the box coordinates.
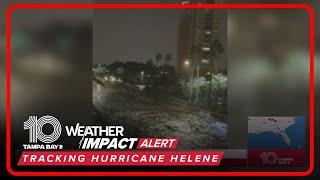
[202,47,210,51]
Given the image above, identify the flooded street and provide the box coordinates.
[93,80,227,149]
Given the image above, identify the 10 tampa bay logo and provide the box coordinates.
[23,115,64,150]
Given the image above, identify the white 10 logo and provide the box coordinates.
[260,151,278,165]
[24,115,61,144]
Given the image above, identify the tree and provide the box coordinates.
[155,53,163,67]
[145,59,156,77]
[146,59,153,66]
[164,53,172,65]
[208,40,224,105]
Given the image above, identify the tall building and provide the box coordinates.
[177,0,227,77]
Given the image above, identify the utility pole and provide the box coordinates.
[189,66,194,102]
[195,64,200,102]
[208,57,213,106]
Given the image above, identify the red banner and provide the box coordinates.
[137,138,179,149]
[18,151,223,166]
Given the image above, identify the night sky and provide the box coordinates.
[2,0,185,66]
[2,0,319,66]
[93,0,184,65]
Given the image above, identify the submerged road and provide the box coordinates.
[92,80,227,149]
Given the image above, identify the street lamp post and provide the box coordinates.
[195,64,200,102]
[184,60,193,102]
[184,59,200,102]
[140,71,144,84]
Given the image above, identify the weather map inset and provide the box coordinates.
[247,117,306,167]
[248,117,305,149]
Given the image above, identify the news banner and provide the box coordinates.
[19,119,223,166]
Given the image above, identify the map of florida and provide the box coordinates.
[248,117,295,145]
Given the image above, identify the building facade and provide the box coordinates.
[177,0,227,77]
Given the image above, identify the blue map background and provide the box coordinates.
[248,117,305,149]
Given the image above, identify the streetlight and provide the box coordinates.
[201,59,209,63]
[140,71,144,84]
[202,47,210,51]
[184,58,201,102]
[184,59,193,102]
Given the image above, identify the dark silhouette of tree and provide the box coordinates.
[146,59,153,66]
[164,53,172,65]
[145,59,157,77]
[155,53,163,67]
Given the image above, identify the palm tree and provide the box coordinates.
[155,53,163,67]
[164,53,172,65]
[145,59,155,76]
[208,40,224,106]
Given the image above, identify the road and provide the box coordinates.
[93,79,227,149]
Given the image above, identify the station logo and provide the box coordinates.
[23,115,63,150]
